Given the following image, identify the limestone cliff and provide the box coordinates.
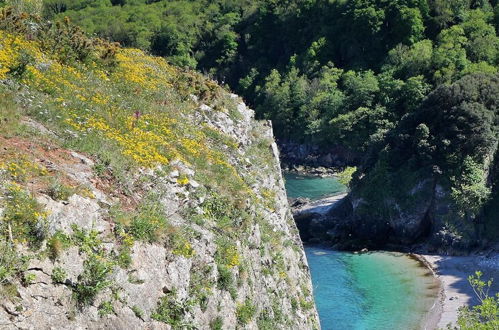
[0,11,319,329]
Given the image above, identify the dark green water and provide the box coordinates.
[285,174,438,330]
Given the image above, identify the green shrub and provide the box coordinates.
[71,225,102,254]
[0,282,19,299]
[115,249,132,268]
[51,266,67,284]
[151,291,193,328]
[236,299,256,325]
[46,179,74,201]
[170,228,195,258]
[215,238,240,268]
[202,193,234,224]
[22,272,36,286]
[210,317,223,330]
[0,89,22,137]
[189,264,214,311]
[257,311,277,330]
[0,241,25,285]
[337,166,357,188]
[451,156,491,220]
[73,254,114,306]
[217,264,236,299]
[299,298,314,311]
[114,199,168,243]
[128,208,166,242]
[450,271,499,329]
[98,301,114,317]
[46,231,71,260]
[131,305,144,319]
[1,183,47,247]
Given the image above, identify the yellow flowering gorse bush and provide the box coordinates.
[0,29,242,178]
[0,157,48,182]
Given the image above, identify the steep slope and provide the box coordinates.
[0,11,318,329]
[306,74,499,253]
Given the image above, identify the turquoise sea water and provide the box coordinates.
[285,174,438,330]
[284,173,347,200]
[306,248,437,330]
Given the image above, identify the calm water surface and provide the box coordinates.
[284,173,347,200]
[285,174,438,330]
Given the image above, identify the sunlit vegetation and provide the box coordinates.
[0,4,316,327]
[37,1,499,243]
[449,271,499,329]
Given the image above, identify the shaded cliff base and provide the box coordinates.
[278,141,357,171]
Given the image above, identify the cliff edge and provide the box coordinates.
[0,11,319,329]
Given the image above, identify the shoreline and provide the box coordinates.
[413,253,499,329]
[411,254,444,330]
[289,184,499,330]
[304,241,499,330]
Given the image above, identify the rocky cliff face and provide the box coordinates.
[0,13,319,329]
[305,180,476,252]
[0,101,318,330]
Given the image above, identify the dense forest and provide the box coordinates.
[27,0,499,241]
[36,0,499,146]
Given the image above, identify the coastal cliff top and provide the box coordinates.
[0,9,319,329]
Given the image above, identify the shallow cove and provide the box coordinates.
[285,174,438,329]
[284,173,347,200]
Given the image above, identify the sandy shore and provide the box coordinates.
[416,253,499,329]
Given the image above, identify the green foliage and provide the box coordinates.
[0,9,117,66]
[215,238,240,268]
[236,298,256,325]
[6,0,42,15]
[189,264,213,311]
[73,254,114,307]
[1,183,47,247]
[46,178,74,201]
[98,301,114,317]
[46,231,71,260]
[201,192,247,231]
[38,0,498,152]
[112,197,169,243]
[0,241,26,285]
[71,225,102,254]
[170,227,195,258]
[151,290,194,328]
[51,266,67,284]
[395,74,498,170]
[337,167,357,188]
[128,203,166,242]
[0,89,22,137]
[217,264,237,299]
[451,157,491,219]
[448,271,499,329]
[131,305,144,319]
[299,297,315,310]
[210,317,223,330]
[22,272,36,285]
